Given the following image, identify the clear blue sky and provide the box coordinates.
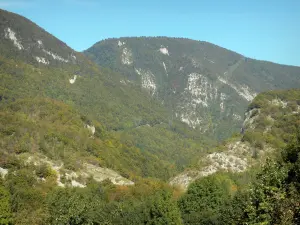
[1,0,300,66]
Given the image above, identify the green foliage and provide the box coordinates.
[242,131,264,149]
[242,133,300,224]
[243,89,300,153]
[178,173,235,224]
[0,181,12,225]
[141,190,183,225]
[218,190,249,225]
[46,182,183,225]
[4,166,50,224]
[0,97,210,180]
[35,163,53,178]
[0,50,215,179]
[1,10,215,179]
[46,188,105,225]
[178,131,300,225]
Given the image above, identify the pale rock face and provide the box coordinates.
[243,108,260,129]
[35,39,70,63]
[220,102,225,112]
[25,154,134,188]
[170,141,250,189]
[0,167,8,178]
[4,27,24,50]
[159,47,169,55]
[220,93,227,101]
[135,68,156,95]
[120,79,127,85]
[69,75,77,84]
[26,155,64,187]
[57,180,65,187]
[37,40,43,48]
[220,93,227,112]
[169,172,199,188]
[218,76,256,101]
[186,73,210,107]
[178,73,219,129]
[35,56,49,65]
[191,58,202,68]
[121,47,133,65]
[206,152,247,172]
[197,141,249,180]
[171,139,276,189]
[42,49,69,63]
[271,99,288,108]
[86,124,96,135]
[240,86,257,101]
[180,112,202,129]
[176,72,250,130]
[36,39,72,63]
[71,53,77,60]
[233,114,242,121]
[71,180,86,188]
[65,171,86,187]
[119,79,133,85]
[206,58,215,64]
[163,62,168,76]
[292,106,300,114]
[118,40,125,46]
[84,163,134,186]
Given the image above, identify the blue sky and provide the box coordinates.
[1,0,300,66]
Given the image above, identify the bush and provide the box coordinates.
[35,164,52,178]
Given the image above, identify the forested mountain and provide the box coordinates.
[0,9,214,182]
[84,37,300,140]
[1,8,300,225]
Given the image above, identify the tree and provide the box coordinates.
[243,132,300,224]
[46,187,106,225]
[143,190,183,225]
[178,173,235,225]
[0,183,12,225]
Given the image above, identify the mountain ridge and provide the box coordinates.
[85,36,300,67]
[0,9,214,181]
[84,36,300,140]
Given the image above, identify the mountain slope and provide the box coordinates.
[0,9,82,67]
[84,37,300,140]
[170,89,300,188]
[0,9,213,180]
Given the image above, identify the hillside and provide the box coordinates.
[1,8,300,225]
[84,37,300,140]
[0,9,214,181]
[170,89,300,189]
[0,9,85,67]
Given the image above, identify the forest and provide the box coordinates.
[1,132,300,224]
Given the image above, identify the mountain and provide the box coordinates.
[0,9,83,67]
[1,9,300,225]
[170,89,300,189]
[1,7,299,185]
[0,9,213,181]
[84,37,300,140]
